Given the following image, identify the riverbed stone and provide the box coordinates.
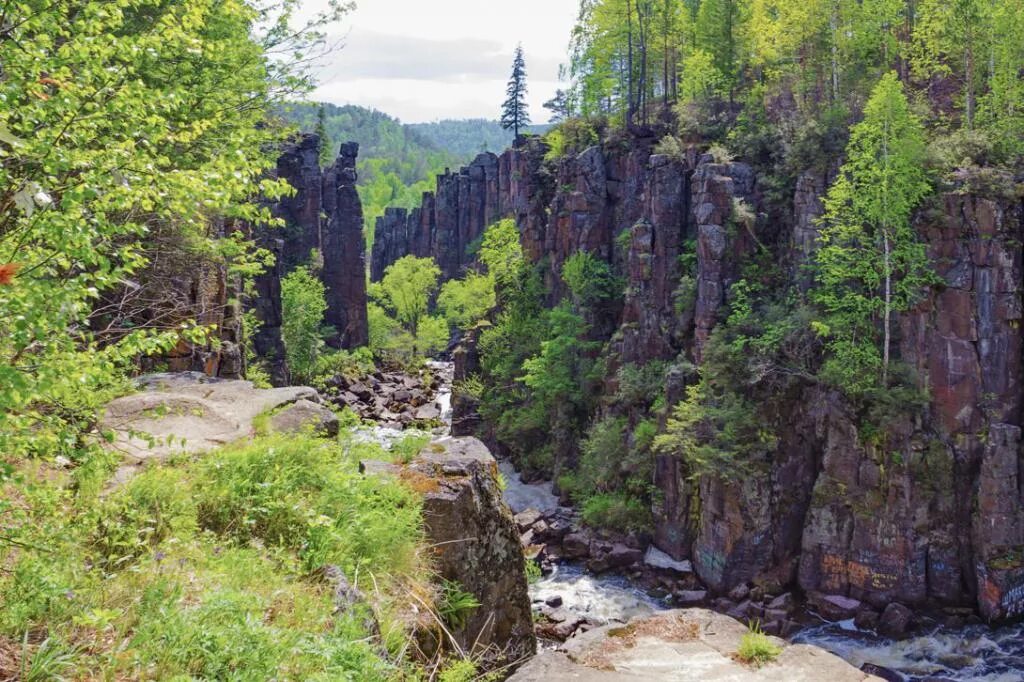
[812,593,862,621]
[509,609,885,681]
[268,399,339,437]
[877,602,914,638]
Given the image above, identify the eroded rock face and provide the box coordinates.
[322,142,369,348]
[375,137,1024,622]
[404,436,536,662]
[251,134,368,365]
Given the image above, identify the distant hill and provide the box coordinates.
[277,103,550,249]
[279,102,457,184]
[408,119,550,158]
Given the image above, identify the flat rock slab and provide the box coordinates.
[269,399,339,438]
[509,609,882,682]
[102,371,320,484]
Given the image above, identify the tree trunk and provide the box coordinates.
[830,3,840,101]
[626,0,635,125]
[882,227,892,385]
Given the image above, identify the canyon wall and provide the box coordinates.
[246,134,369,382]
[374,138,1024,621]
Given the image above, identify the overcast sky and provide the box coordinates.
[303,0,580,124]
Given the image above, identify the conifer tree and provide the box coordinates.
[315,104,333,167]
[501,44,531,142]
[813,72,933,393]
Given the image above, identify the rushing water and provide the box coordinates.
[497,453,1024,681]
[360,362,1024,681]
[795,619,1024,681]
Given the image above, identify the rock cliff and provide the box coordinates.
[380,137,1024,622]
[247,134,368,380]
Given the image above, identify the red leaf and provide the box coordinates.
[0,263,22,285]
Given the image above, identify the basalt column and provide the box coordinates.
[322,141,369,349]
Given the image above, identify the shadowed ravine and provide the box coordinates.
[381,362,1024,681]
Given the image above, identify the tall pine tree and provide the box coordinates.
[813,72,933,394]
[501,44,531,142]
[315,104,333,167]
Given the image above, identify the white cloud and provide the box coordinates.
[302,0,579,123]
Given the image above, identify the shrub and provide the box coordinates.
[438,272,496,331]
[580,493,652,534]
[562,251,622,310]
[282,266,330,381]
[736,623,782,667]
[194,435,422,576]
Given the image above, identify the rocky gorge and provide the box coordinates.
[162,129,1024,679]
[369,135,1024,629]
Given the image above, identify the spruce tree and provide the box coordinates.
[501,44,531,143]
[813,72,933,394]
[315,104,333,167]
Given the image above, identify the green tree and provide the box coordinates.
[501,44,532,141]
[369,256,445,358]
[0,0,347,459]
[316,104,334,167]
[913,0,991,128]
[281,266,330,381]
[438,273,497,331]
[695,0,745,96]
[977,0,1024,160]
[813,72,932,392]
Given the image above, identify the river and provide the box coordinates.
[362,361,1024,681]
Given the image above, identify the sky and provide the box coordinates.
[302,0,580,124]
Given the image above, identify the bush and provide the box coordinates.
[194,435,422,576]
[562,251,622,310]
[282,266,330,381]
[438,272,496,331]
[736,623,782,667]
[580,493,652,534]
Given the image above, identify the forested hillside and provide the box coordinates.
[407,119,550,157]
[282,104,550,247]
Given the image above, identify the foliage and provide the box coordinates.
[438,273,497,331]
[501,45,532,140]
[408,119,550,157]
[437,580,481,630]
[580,493,653,534]
[281,265,331,382]
[369,256,447,360]
[478,219,527,293]
[544,117,602,161]
[562,0,1023,170]
[524,559,543,584]
[813,72,933,396]
[0,0,346,461]
[736,623,782,666]
[562,251,623,309]
[0,433,424,678]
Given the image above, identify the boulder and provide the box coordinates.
[414,404,441,421]
[767,592,795,612]
[877,602,913,639]
[644,546,694,573]
[563,532,591,559]
[675,590,708,606]
[403,436,535,662]
[101,372,320,484]
[812,593,862,621]
[268,399,339,438]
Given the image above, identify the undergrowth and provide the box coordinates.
[0,434,429,679]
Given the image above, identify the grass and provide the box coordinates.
[0,433,430,679]
[736,622,783,667]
